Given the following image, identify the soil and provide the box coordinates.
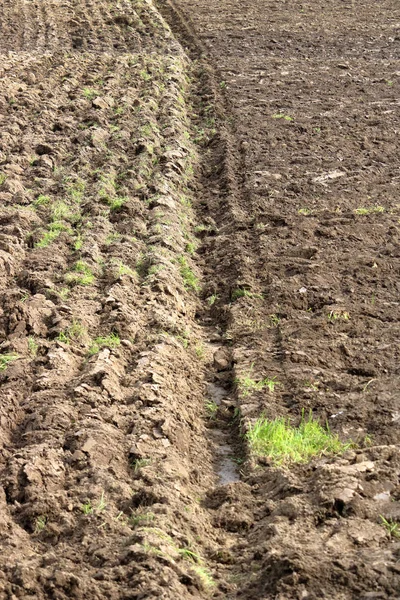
[0,0,400,598]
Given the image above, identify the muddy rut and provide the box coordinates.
[1,0,400,598]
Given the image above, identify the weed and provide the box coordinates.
[131,458,151,472]
[74,235,83,251]
[354,206,385,215]
[33,194,51,207]
[205,400,218,420]
[56,331,70,344]
[83,88,97,100]
[96,492,107,512]
[65,261,95,286]
[81,500,93,515]
[130,511,155,527]
[52,201,72,221]
[194,224,211,234]
[108,196,127,210]
[105,233,121,245]
[88,333,120,356]
[220,81,226,89]
[272,113,293,121]
[178,256,200,291]
[68,179,85,203]
[207,294,218,306]
[58,287,70,300]
[35,228,61,248]
[185,242,196,255]
[231,288,262,301]
[28,337,38,357]
[34,515,47,533]
[114,261,135,277]
[179,548,201,563]
[180,195,192,208]
[192,565,215,589]
[139,69,151,81]
[0,353,19,371]
[328,310,350,322]
[247,411,353,464]
[298,208,311,216]
[269,314,280,327]
[0,173,7,185]
[195,343,206,360]
[380,516,400,538]
[236,366,279,397]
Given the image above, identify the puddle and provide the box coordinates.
[207,381,240,485]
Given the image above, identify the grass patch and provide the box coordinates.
[354,206,385,215]
[236,366,279,397]
[0,353,19,371]
[192,565,215,589]
[247,411,353,464]
[178,256,200,291]
[33,194,51,207]
[231,288,262,301]
[65,261,95,286]
[380,516,400,539]
[88,333,120,356]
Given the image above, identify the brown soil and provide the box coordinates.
[1,0,400,598]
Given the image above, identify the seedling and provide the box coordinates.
[130,511,155,527]
[0,353,19,371]
[28,337,38,357]
[247,411,353,464]
[179,548,201,563]
[231,288,262,301]
[272,113,293,121]
[88,333,120,355]
[81,500,93,515]
[354,206,385,215]
[65,261,95,286]
[33,194,51,207]
[205,400,218,420]
[114,261,135,277]
[269,314,280,326]
[0,173,7,185]
[96,492,107,512]
[236,366,279,397]
[185,242,196,255]
[195,344,206,360]
[131,458,151,472]
[74,235,83,251]
[298,208,311,215]
[192,565,215,589]
[328,310,350,322]
[380,516,400,538]
[34,515,47,533]
[178,256,200,291]
[83,88,97,100]
[207,294,218,306]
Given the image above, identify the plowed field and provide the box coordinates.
[1,0,400,598]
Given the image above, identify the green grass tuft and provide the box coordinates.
[178,256,200,291]
[65,261,95,286]
[0,353,19,371]
[88,333,120,356]
[247,411,353,464]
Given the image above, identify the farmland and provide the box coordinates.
[0,0,399,598]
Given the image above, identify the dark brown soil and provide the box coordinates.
[1,0,400,598]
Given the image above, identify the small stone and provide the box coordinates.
[81,438,97,453]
